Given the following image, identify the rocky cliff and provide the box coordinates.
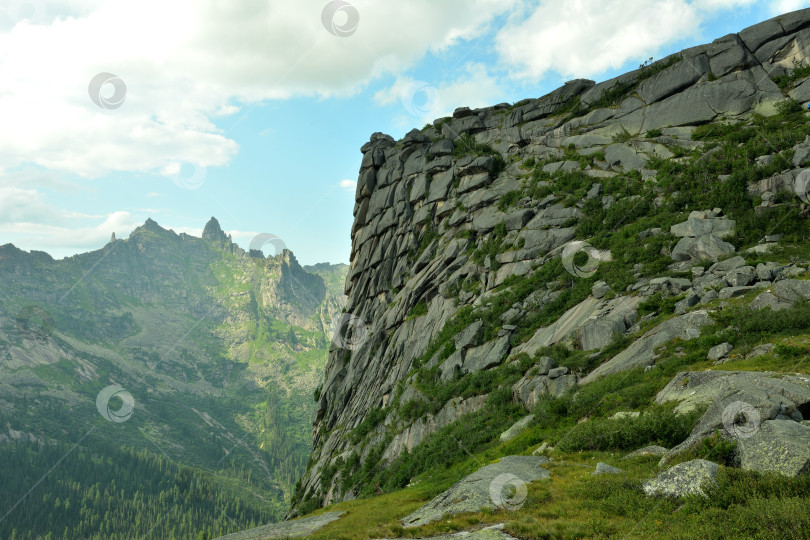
[293,8,810,512]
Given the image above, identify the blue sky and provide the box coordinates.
[0,0,804,265]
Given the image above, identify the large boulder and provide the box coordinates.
[514,296,640,358]
[656,371,810,463]
[215,511,344,539]
[670,215,736,239]
[736,419,810,477]
[401,456,550,528]
[499,414,535,442]
[579,311,711,384]
[643,459,719,498]
[511,363,577,409]
[750,279,810,311]
[463,336,510,374]
[671,235,736,262]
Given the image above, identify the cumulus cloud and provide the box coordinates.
[494,0,762,82]
[0,210,140,255]
[375,63,505,127]
[0,0,515,178]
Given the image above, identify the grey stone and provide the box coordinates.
[455,320,484,350]
[440,350,465,382]
[656,371,810,463]
[593,462,623,475]
[458,172,491,193]
[401,456,550,528]
[609,411,640,421]
[736,420,810,477]
[671,234,736,262]
[547,366,569,379]
[711,255,746,273]
[624,445,668,459]
[746,343,775,359]
[670,217,735,238]
[604,143,649,171]
[739,17,785,52]
[724,266,756,287]
[215,512,344,539]
[637,54,709,104]
[643,459,719,498]
[499,414,535,442]
[463,336,510,373]
[428,138,454,157]
[793,136,810,167]
[535,357,556,375]
[708,34,758,78]
[707,342,733,361]
[427,170,455,203]
[410,175,429,202]
[592,280,610,299]
[749,279,810,311]
[580,311,711,384]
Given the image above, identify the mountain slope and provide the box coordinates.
[289,8,810,531]
[0,217,347,538]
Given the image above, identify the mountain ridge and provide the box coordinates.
[0,216,348,538]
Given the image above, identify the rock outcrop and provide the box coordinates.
[643,459,719,498]
[295,8,810,510]
[400,456,550,528]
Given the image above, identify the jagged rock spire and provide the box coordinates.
[202,217,228,243]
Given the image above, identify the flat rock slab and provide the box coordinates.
[737,419,810,477]
[643,459,719,498]
[214,512,344,539]
[656,370,810,462]
[500,414,535,442]
[401,456,550,528]
[580,311,710,384]
[624,445,668,459]
[375,523,519,540]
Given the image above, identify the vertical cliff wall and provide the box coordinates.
[293,8,810,511]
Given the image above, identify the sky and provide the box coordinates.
[0,0,805,265]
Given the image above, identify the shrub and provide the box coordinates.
[555,405,698,452]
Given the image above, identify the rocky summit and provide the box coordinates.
[264,8,810,539]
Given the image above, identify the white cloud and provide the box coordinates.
[0,0,515,178]
[338,179,357,191]
[375,63,505,127]
[493,0,762,82]
[0,210,140,255]
[495,1,700,81]
[770,0,806,15]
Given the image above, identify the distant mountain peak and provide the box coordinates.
[202,216,229,243]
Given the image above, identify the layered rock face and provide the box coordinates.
[296,9,810,509]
